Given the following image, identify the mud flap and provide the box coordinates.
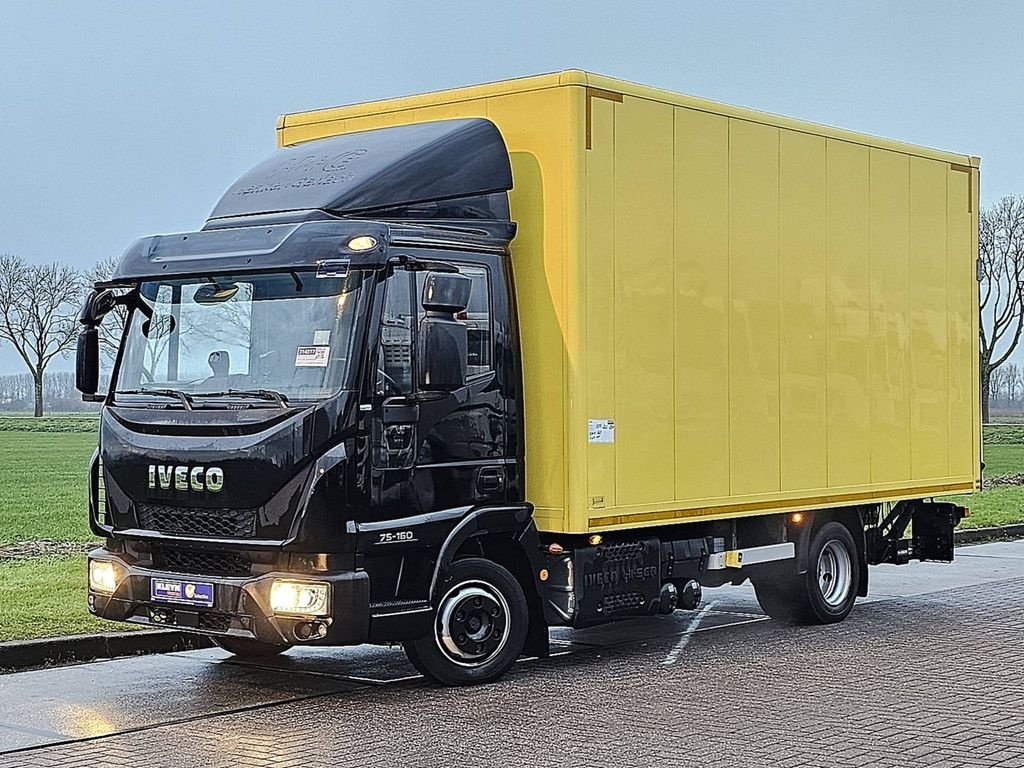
[913,502,963,563]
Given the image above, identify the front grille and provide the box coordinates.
[137,503,258,538]
[153,546,251,577]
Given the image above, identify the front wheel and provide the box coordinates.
[754,520,860,625]
[404,558,529,686]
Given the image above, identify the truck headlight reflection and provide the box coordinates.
[269,580,330,616]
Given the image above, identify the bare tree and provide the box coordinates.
[86,256,127,363]
[979,196,1024,422]
[0,372,32,409]
[1007,362,1023,408]
[0,254,84,417]
[990,365,1009,409]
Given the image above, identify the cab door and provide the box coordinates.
[369,258,508,519]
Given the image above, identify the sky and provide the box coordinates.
[1,0,1023,374]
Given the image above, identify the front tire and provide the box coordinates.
[213,636,291,658]
[754,520,860,625]
[403,558,529,686]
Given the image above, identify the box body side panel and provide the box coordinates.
[673,109,732,500]
[577,94,978,533]
[277,79,979,536]
[779,130,828,491]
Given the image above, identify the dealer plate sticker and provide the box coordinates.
[295,345,330,367]
[151,578,214,608]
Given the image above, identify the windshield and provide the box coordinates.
[114,271,364,403]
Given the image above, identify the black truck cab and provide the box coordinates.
[80,120,555,684]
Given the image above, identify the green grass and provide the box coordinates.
[958,438,1024,528]
[983,424,1024,444]
[980,442,1024,476]
[0,554,140,642]
[946,432,1024,527]
[0,415,98,433]
[952,486,1024,529]
[0,431,97,543]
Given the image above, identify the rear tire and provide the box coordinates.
[754,521,860,625]
[403,557,529,686]
[213,636,291,658]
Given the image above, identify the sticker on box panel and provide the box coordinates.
[588,419,615,444]
[312,330,331,345]
[295,345,330,367]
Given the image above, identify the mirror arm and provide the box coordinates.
[388,254,459,274]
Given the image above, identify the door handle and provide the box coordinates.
[476,466,505,495]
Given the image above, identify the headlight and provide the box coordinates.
[269,580,331,616]
[89,560,119,594]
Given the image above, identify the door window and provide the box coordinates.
[417,265,492,378]
[377,272,415,395]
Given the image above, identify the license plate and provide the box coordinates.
[151,578,215,608]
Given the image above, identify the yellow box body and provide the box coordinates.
[278,71,981,534]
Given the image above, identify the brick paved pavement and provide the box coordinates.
[2,543,1023,768]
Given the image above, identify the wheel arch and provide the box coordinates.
[795,506,870,597]
[432,504,549,658]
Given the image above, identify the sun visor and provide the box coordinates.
[207,118,513,222]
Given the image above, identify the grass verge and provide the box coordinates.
[0,431,97,543]
[953,486,1024,529]
[0,554,139,642]
[0,415,99,433]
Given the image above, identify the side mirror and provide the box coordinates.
[78,289,118,326]
[419,272,471,392]
[421,272,472,314]
[76,327,100,396]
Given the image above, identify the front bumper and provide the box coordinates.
[87,548,370,646]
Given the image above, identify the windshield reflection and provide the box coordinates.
[114,271,363,404]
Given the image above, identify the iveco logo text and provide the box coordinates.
[148,465,224,493]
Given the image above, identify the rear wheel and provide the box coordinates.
[754,520,860,625]
[403,557,529,686]
[213,636,291,658]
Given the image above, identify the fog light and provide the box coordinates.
[269,580,330,617]
[89,560,119,594]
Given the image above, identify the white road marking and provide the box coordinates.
[662,601,717,666]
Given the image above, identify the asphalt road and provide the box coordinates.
[1,540,1022,768]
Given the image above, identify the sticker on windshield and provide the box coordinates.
[295,345,330,367]
[313,330,331,345]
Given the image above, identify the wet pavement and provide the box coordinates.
[1,540,1022,767]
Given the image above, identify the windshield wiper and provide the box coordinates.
[114,388,194,410]
[193,389,291,409]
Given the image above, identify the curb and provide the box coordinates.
[955,523,1024,545]
[0,630,213,673]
